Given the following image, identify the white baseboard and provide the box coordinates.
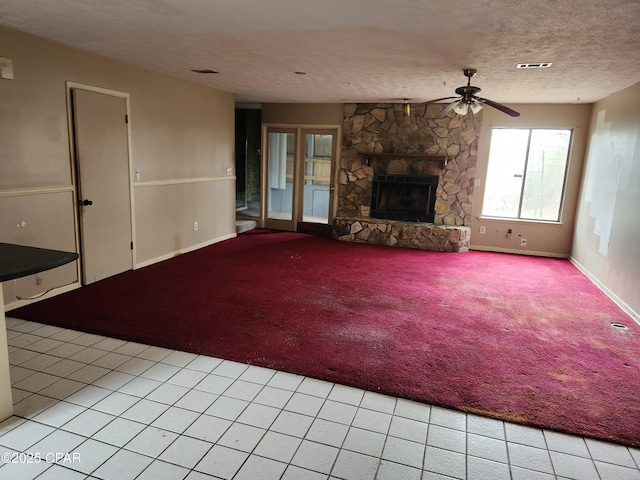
[569,257,640,326]
[134,233,237,270]
[470,245,569,259]
[5,282,80,312]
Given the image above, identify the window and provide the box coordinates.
[482,128,572,222]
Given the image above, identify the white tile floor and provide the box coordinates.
[2,317,639,480]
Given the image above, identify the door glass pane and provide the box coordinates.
[302,134,332,224]
[267,132,295,221]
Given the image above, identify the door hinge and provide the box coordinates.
[125,114,129,124]
[130,241,134,250]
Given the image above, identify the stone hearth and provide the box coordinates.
[332,217,470,252]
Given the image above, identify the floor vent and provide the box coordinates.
[610,322,629,330]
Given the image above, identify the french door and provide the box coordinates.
[262,126,338,233]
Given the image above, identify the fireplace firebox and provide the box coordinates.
[370,173,438,222]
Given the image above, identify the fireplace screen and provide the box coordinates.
[370,173,438,222]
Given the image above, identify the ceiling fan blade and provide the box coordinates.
[437,100,460,118]
[476,96,520,117]
[425,96,458,104]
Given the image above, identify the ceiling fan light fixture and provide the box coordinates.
[453,101,469,115]
[425,69,520,118]
[470,101,483,114]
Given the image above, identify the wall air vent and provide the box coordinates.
[516,63,552,69]
[191,69,219,74]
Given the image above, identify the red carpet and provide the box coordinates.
[11,230,640,447]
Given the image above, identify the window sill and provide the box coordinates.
[477,216,564,227]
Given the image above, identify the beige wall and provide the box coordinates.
[262,103,344,125]
[572,82,640,322]
[471,103,592,256]
[0,26,236,307]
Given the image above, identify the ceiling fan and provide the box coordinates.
[426,69,520,117]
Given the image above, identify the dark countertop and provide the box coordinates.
[0,243,78,282]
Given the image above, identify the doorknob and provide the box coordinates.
[330,187,335,192]
[79,199,93,206]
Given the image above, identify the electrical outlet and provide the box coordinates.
[193,221,198,231]
[474,178,481,187]
[479,226,486,234]
[521,238,527,246]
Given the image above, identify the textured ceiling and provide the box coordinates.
[1,0,639,105]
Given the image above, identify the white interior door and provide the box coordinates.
[72,88,133,284]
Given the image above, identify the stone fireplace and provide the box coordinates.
[332,103,481,252]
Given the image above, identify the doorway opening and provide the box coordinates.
[235,107,262,219]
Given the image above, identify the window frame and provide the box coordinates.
[480,127,573,223]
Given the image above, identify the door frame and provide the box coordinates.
[260,123,341,233]
[65,82,137,282]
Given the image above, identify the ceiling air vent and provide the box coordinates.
[516,63,552,69]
